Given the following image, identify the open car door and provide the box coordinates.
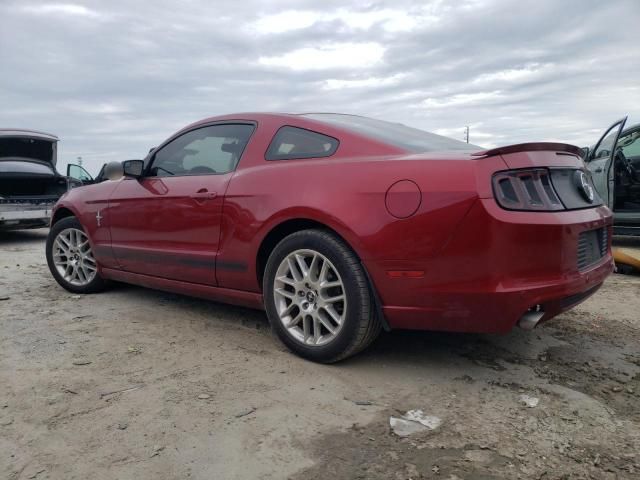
[611,123,640,235]
[585,117,627,209]
[67,163,95,185]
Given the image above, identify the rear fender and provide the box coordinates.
[255,206,367,260]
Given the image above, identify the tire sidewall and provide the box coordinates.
[46,216,105,294]
[263,230,369,362]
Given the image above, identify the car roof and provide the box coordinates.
[176,112,365,141]
[0,129,59,142]
[186,112,382,126]
[183,112,296,127]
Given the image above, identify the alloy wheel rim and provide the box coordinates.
[52,228,97,286]
[273,249,347,346]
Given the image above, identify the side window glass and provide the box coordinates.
[592,118,626,162]
[593,130,617,160]
[620,131,640,158]
[149,124,254,177]
[68,164,93,181]
[266,126,339,160]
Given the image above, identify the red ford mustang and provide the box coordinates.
[46,113,613,362]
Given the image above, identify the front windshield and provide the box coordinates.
[302,113,481,153]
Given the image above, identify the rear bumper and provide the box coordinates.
[369,199,614,333]
[381,263,610,333]
[613,224,640,236]
[0,206,52,229]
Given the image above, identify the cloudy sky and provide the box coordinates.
[1,0,639,175]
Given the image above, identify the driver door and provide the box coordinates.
[614,125,640,231]
[67,163,94,185]
[586,117,627,208]
[107,122,255,286]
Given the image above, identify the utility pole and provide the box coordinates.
[464,126,469,144]
[77,156,83,167]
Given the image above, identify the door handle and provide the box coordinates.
[191,189,217,201]
[594,168,603,173]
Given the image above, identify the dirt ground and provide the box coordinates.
[1,229,639,480]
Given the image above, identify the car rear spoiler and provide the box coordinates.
[472,142,584,158]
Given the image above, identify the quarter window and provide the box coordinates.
[266,126,339,160]
[149,124,254,177]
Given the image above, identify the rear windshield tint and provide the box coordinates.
[0,160,55,174]
[302,113,480,153]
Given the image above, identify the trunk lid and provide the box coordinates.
[473,142,584,169]
[0,130,65,203]
[0,129,59,167]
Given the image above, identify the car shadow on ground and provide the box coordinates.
[112,281,640,409]
[0,228,49,245]
[32,242,629,378]
[98,275,640,423]
[106,280,531,370]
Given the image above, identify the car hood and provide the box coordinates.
[0,129,59,167]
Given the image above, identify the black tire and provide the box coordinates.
[263,229,382,363]
[46,216,108,294]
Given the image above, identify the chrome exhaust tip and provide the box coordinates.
[518,306,544,330]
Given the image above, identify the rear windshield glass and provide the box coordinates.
[302,113,480,153]
[0,160,55,174]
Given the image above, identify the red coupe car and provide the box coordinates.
[46,113,613,362]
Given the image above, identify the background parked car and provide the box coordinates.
[0,128,115,231]
[0,129,87,230]
[585,117,640,236]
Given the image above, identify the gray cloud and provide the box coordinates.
[1,0,639,174]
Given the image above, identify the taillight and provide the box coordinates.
[492,169,563,211]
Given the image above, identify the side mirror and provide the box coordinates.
[580,147,590,162]
[123,159,145,178]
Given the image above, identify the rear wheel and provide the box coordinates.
[46,216,107,293]
[263,229,381,363]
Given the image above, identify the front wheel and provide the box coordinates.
[46,216,107,294]
[263,229,381,363]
